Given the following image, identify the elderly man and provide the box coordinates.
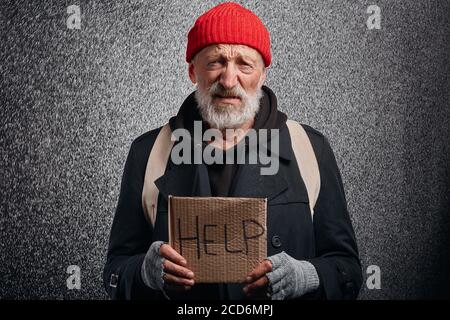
[103,2,362,300]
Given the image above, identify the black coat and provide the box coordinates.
[103,115,363,300]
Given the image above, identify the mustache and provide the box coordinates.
[208,82,246,99]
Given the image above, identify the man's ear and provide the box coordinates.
[259,67,268,87]
[188,62,196,84]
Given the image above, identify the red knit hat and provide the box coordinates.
[186,2,271,66]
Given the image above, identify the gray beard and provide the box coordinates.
[195,84,263,130]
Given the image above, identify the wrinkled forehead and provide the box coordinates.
[196,44,264,63]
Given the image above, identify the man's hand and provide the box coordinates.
[160,244,195,291]
[243,259,273,298]
[141,241,195,293]
[250,252,320,300]
[243,252,321,300]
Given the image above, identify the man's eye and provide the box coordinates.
[240,64,253,71]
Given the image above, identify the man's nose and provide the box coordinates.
[219,64,239,89]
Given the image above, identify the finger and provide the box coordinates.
[163,259,195,279]
[160,244,188,266]
[269,281,283,293]
[266,267,284,285]
[271,290,286,300]
[246,260,272,283]
[163,272,195,287]
[243,275,269,294]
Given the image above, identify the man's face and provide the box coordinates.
[189,44,267,129]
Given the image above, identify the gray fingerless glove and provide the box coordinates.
[267,251,320,300]
[141,241,165,290]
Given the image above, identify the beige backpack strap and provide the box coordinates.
[142,124,174,227]
[286,120,321,219]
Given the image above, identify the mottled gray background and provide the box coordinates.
[1,0,449,299]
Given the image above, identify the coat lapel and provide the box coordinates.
[228,126,294,203]
[228,160,288,201]
[154,161,212,199]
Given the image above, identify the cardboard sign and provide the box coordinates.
[168,196,267,283]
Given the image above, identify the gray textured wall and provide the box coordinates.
[1,0,449,299]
